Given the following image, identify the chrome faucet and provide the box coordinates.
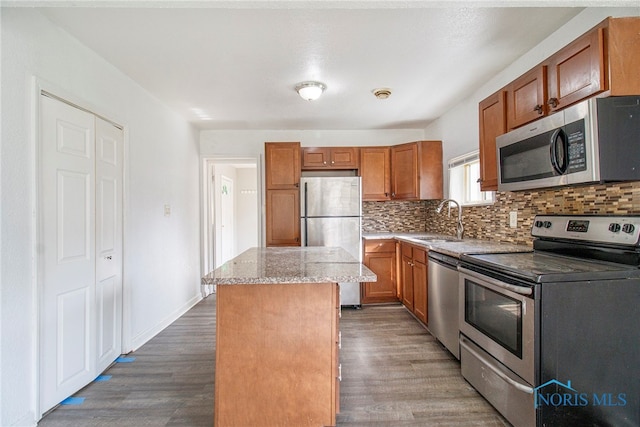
[435,199,464,239]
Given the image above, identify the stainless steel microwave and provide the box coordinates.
[496,95,640,192]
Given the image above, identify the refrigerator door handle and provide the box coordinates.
[303,182,308,246]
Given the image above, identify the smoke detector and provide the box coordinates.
[372,88,392,99]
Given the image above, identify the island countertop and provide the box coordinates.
[201,246,377,285]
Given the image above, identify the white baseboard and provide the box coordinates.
[129,293,202,352]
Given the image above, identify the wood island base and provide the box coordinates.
[214,282,340,427]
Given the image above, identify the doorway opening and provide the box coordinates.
[201,157,261,295]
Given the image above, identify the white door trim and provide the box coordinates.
[199,155,262,284]
[31,77,130,419]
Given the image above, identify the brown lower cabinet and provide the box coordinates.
[399,242,428,325]
[215,282,339,427]
[362,239,398,303]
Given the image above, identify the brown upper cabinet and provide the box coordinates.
[266,142,301,190]
[478,90,506,192]
[301,147,359,170]
[505,17,639,131]
[360,147,391,201]
[480,17,640,189]
[546,26,605,114]
[506,66,547,130]
[391,141,443,200]
[265,142,301,246]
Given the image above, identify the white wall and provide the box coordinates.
[424,7,640,196]
[1,9,201,426]
[235,167,259,255]
[200,129,426,158]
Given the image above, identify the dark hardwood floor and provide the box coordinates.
[38,296,509,426]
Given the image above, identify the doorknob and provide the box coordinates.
[105,256,112,260]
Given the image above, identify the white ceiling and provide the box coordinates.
[23,1,630,130]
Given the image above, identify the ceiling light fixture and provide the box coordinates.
[295,81,326,101]
[372,88,392,99]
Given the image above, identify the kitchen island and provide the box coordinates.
[202,247,376,427]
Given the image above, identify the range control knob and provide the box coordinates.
[622,224,636,234]
[543,221,552,229]
[609,223,621,233]
[535,220,544,228]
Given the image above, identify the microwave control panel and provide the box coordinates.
[565,119,587,173]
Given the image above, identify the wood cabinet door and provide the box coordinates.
[478,90,506,191]
[417,141,443,200]
[507,66,547,130]
[265,142,301,189]
[266,189,300,246]
[391,143,419,200]
[608,17,640,96]
[412,259,427,325]
[362,251,397,303]
[400,243,414,310]
[360,147,391,201]
[330,147,359,168]
[301,147,330,169]
[547,27,605,113]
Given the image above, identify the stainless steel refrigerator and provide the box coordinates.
[300,176,362,307]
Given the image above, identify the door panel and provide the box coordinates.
[58,287,91,385]
[41,96,123,413]
[41,95,96,412]
[95,117,123,373]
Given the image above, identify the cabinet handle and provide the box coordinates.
[391,192,395,198]
[476,178,482,183]
[294,182,299,188]
[384,192,389,197]
[331,161,335,164]
[323,161,327,165]
[533,104,543,114]
[547,97,559,108]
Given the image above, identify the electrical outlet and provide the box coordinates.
[509,211,518,228]
[164,204,171,217]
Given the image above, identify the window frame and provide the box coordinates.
[448,150,495,207]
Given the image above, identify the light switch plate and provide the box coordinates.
[509,211,517,228]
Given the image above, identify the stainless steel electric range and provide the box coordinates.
[458,215,640,427]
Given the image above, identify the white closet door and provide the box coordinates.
[95,117,123,374]
[40,95,97,412]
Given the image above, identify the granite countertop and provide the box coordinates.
[201,247,377,285]
[363,232,532,258]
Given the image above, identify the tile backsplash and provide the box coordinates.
[363,181,640,246]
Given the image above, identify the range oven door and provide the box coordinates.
[458,266,536,385]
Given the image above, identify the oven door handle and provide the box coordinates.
[458,267,533,296]
[460,336,534,394]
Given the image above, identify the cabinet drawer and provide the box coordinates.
[364,239,395,253]
[413,247,427,264]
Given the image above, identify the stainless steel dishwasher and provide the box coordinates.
[427,251,460,359]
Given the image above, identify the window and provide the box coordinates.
[448,150,494,206]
